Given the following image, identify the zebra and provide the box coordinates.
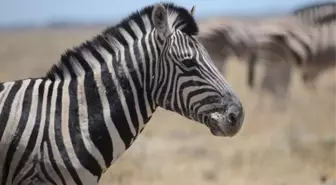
[292,1,336,25]
[199,16,295,102]
[245,17,336,91]
[292,1,336,88]
[199,2,336,99]
[0,3,244,185]
[198,15,335,110]
[248,1,336,91]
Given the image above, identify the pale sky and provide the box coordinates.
[0,0,327,26]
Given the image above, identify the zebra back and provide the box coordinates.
[292,1,336,25]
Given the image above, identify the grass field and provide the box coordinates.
[0,27,335,185]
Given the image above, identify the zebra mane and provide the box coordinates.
[45,2,199,80]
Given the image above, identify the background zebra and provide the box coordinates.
[0,3,244,185]
[199,16,297,104]
[293,1,336,25]
[247,1,336,92]
[199,0,336,103]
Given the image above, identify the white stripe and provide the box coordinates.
[60,67,98,184]
[7,79,43,185]
[119,28,146,133]
[127,21,143,84]
[142,15,156,110]
[0,79,31,181]
[130,20,153,115]
[106,38,136,136]
[80,51,124,167]
[42,142,63,184]
[38,81,63,185]
[96,48,127,164]
[48,80,77,185]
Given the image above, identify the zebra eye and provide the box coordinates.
[182,59,196,68]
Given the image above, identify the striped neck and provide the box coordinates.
[40,23,166,178]
[45,20,165,108]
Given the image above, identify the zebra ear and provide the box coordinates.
[190,6,196,16]
[152,3,172,38]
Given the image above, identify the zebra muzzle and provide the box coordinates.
[208,103,244,137]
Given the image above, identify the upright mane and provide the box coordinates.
[45,2,198,80]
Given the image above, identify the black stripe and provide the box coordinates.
[96,35,115,55]
[126,29,151,123]
[148,32,158,111]
[123,22,137,41]
[171,69,180,113]
[39,157,57,185]
[69,45,106,172]
[80,45,114,167]
[16,161,36,185]
[141,35,152,93]
[1,80,35,185]
[41,81,66,185]
[288,31,312,66]
[12,80,44,182]
[0,81,23,140]
[0,84,4,93]
[62,56,78,79]
[185,84,219,111]
[175,73,187,115]
[100,51,134,148]
[68,78,102,178]
[122,47,140,134]
[111,52,136,149]
[54,81,83,185]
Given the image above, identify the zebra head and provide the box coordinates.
[151,4,244,137]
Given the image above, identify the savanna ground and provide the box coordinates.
[0,26,335,185]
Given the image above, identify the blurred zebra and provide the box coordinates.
[248,1,336,91]
[257,22,336,91]
[0,3,244,185]
[197,16,304,100]
[198,2,336,103]
[293,1,336,25]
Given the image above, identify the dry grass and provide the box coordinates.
[0,27,335,185]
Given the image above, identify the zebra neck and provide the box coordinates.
[39,27,164,173]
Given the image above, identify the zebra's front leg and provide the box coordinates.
[247,52,257,89]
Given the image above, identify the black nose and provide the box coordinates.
[226,104,244,128]
[228,112,237,126]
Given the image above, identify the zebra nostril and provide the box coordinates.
[226,103,243,128]
[227,112,237,127]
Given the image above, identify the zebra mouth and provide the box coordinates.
[203,112,229,137]
[202,109,243,137]
[209,125,227,136]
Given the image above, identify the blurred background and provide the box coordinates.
[0,0,335,184]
